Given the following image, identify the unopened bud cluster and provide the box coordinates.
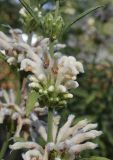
[29,75,74,108]
[42,13,64,40]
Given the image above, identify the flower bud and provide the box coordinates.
[59,100,67,105]
[38,74,46,81]
[57,85,67,93]
[29,82,40,88]
[48,86,55,92]
[29,76,38,82]
[64,93,73,99]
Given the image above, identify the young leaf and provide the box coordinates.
[64,5,104,33]
[26,90,39,116]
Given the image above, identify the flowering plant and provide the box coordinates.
[0,0,109,160]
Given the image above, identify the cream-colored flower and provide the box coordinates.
[10,115,102,160]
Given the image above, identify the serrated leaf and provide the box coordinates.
[26,90,39,116]
[64,5,104,33]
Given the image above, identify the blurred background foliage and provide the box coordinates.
[0,0,113,159]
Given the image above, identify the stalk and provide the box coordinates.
[0,132,10,159]
[47,108,53,142]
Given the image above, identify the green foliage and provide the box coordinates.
[80,156,110,160]
[26,90,39,116]
[64,5,104,33]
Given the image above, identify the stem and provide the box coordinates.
[49,42,54,57]
[27,32,33,45]
[55,0,60,18]
[47,108,53,142]
[0,132,10,159]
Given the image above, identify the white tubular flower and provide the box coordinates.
[44,115,102,159]
[69,130,102,144]
[52,115,61,142]
[75,61,84,73]
[57,85,67,93]
[69,142,98,154]
[82,123,98,132]
[57,115,75,143]
[22,149,43,160]
[9,142,44,153]
[71,119,89,135]
[0,38,13,50]
[0,31,11,42]
[54,44,66,51]
[7,57,16,65]
[46,142,56,151]
[65,80,79,89]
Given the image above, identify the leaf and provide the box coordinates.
[19,0,39,25]
[0,52,5,61]
[26,90,39,116]
[85,92,97,105]
[81,156,110,160]
[64,5,104,33]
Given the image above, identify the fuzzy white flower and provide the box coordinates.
[10,115,102,160]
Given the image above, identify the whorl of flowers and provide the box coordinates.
[0,29,84,108]
[10,114,102,160]
[0,88,47,139]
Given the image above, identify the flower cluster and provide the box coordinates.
[0,88,47,139]
[0,26,103,160]
[10,114,102,160]
[0,29,84,108]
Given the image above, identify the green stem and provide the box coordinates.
[27,32,33,45]
[0,132,10,159]
[55,0,60,18]
[47,108,53,142]
[49,41,54,57]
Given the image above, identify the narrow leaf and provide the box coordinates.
[64,5,104,32]
[19,0,39,25]
[80,156,110,160]
[26,90,39,116]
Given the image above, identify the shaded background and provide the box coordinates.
[0,0,113,159]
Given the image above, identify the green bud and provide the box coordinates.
[59,100,67,105]
[43,13,54,35]
[52,16,64,40]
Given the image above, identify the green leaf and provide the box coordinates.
[81,156,110,160]
[85,92,97,105]
[26,90,39,116]
[19,0,39,25]
[64,5,104,33]
[0,52,5,61]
